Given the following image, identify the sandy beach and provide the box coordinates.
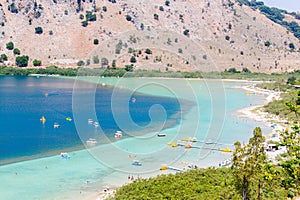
[237,84,288,128]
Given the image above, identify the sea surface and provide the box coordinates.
[0,76,272,200]
[0,76,182,165]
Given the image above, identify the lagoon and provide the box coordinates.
[0,76,271,200]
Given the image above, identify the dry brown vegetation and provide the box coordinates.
[0,0,299,72]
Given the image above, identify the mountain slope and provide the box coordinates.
[0,0,299,72]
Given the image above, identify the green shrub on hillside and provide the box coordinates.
[126,15,132,21]
[13,48,20,55]
[16,55,29,67]
[6,42,14,50]
[35,27,43,34]
[0,54,8,62]
[93,39,99,45]
[8,3,18,13]
[33,59,42,66]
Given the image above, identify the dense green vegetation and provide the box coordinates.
[1,65,300,81]
[264,90,300,121]
[111,126,300,199]
[110,168,240,200]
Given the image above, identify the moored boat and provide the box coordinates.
[60,152,70,159]
[157,133,166,137]
[40,116,46,124]
[115,131,123,138]
[53,123,60,128]
[132,160,142,166]
[86,138,97,145]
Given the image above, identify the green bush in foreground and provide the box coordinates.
[111,168,240,200]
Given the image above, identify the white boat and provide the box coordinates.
[157,133,166,137]
[54,123,60,128]
[88,119,93,124]
[115,131,123,138]
[205,139,215,144]
[93,122,99,127]
[86,138,97,145]
[132,160,142,166]
[60,152,70,159]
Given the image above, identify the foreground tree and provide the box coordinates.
[279,124,300,197]
[232,127,267,200]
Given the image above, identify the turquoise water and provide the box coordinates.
[0,77,271,200]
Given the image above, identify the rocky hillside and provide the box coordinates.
[0,0,299,72]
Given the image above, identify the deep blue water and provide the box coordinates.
[0,76,181,164]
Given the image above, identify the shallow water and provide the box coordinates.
[0,77,271,200]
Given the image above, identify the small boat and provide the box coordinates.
[181,137,197,142]
[160,165,168,170]
[60,152,70,159]
[167,142,178,147]
[40,116,46,124]
[132,160,142,166]
[54,123,60,128]
[205,139,215,145]
[93,122,99,127]
[88,119,93,124]
[157,133,166,137]
[66,117,72,121]
[86,138,97,145]
[115,131,123,138]
[220,148,232,153]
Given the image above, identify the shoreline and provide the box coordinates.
[236,85,287,129]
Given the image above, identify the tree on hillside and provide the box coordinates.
[33,59,42,66]
[6,42,14,50]
[0,54,8,62]
[126,15,132,21]
[93,38,99,45]
[35,26,43,34]
[16,56,29,67]
[183,29,189,36]
[112,60,116,69]
[232,127,267,200]
[13,48,20,55]
[145,48,152,54]
[242,67,251,73]
[125,64,133,72]
[289,43,295,50]
[93,55,99,64]
[101,57,109,67]
[130,56,136,63]
[227,67,240,73]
